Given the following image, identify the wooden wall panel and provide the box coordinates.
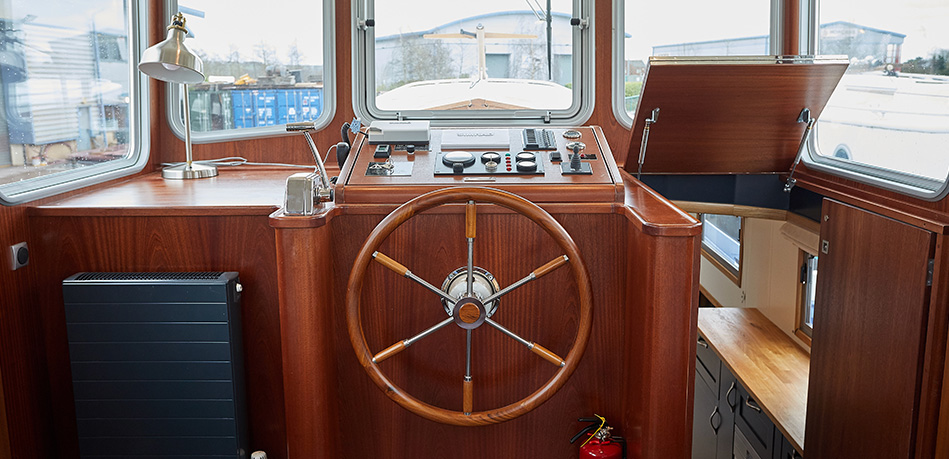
[0,206,55,459]
[29,215,286,458]
[806,199,935,458]
[625,225,701,458]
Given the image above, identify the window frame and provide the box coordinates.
[612,0,785,128]
[798,0,949,201]
[0,1,151,205]
[700,213,743,287]
[795,250,817,345]
[352,0,594,127]
[163,0,337,144]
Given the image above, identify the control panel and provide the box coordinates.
[340,126,621,205]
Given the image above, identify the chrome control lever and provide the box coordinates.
[287,123,333,203]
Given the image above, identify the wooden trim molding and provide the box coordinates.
[674,200,787,221]
[699,285,723,307]
[0,358,10,459]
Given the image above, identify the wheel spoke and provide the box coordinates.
[466,200,476,297]
[464,328,473,415]
[485,318,565,367]
[373,251,457,305]
[481,255,569,305]
[372,317,454,363]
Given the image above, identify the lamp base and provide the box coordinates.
[162,162,218,180]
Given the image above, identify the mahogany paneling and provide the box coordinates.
[29,214,287,458]
[921,235,949,458]
[0,206,55,459]
[621,171,701,237]
[274,224,339,459]
[795,171,949,234]
[806,199,935,459]
[626,61,847,175]
[698,308,810,455]
[625,224,701,459]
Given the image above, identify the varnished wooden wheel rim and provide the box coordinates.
[345,186,594,426]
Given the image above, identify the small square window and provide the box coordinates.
[700,214,742,286]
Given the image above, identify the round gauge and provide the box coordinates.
[442,151,476,168]
[481,152,502,164]
[516,161,537,173]
[565,141,585,152]
[515,152,536,162]
[563,130,581,139]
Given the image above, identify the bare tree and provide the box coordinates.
[253,41,277,67]
[288,40,304,66]
[384,35,455,89]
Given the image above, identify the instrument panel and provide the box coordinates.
[339,126,622,205]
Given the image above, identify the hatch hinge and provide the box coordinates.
[396,112,404,121]
[543,111,552,124]
[784,108,815,193]
[637,107,660,180]
[927,259,935,286]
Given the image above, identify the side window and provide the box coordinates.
[798,252,818,341]
[0,1,149,204]
[354,0,593,125]
[701,214,743,286]
[166,1,335,142]
[803,0,949,199]
[614,0,775,126]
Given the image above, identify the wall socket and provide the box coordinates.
[9,242,28,270]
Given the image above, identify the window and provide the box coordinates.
[701,214,743,285]
[802,0,949,200]
[613,0,777,126]
[798,252,818,340]
[354,0,593,125]
[165,1,335,142]
[0,0,149,205]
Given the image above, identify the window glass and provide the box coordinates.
[172,1,328,136]
[361,0,587,119]
[812,0,949,190]
[800,253,818,335]
[0,0,140,198]
[620,0,771,115]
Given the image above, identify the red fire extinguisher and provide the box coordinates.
[570,415,626,459]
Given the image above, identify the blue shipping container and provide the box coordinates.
[229,87,323,129]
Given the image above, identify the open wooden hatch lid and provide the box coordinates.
[625,56,849,175]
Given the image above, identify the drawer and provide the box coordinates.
[777,434,803,459]
[734,384,775,459]
[695,334,721,394]
[733,426,762,459]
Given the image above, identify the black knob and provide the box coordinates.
[516,161,537,173]
[365,19,375,27]
[406,144,415,153]
[453,163,465,174]
[16,246,28,265]
[570,18,580,26]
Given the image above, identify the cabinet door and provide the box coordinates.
[693,369,720,459]
[716,368,737,459]
[805,199,935,459]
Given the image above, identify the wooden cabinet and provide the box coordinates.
[805,199,935,458]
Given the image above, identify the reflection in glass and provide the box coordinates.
[0,0,131,186]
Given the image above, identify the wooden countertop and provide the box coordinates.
[30,167,297,217]
[697,307,810,455]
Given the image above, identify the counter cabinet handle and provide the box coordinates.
[745,397,762,413]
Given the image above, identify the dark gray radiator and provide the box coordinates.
[63,272,248,458]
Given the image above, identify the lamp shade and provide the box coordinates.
[139,13,204,84]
